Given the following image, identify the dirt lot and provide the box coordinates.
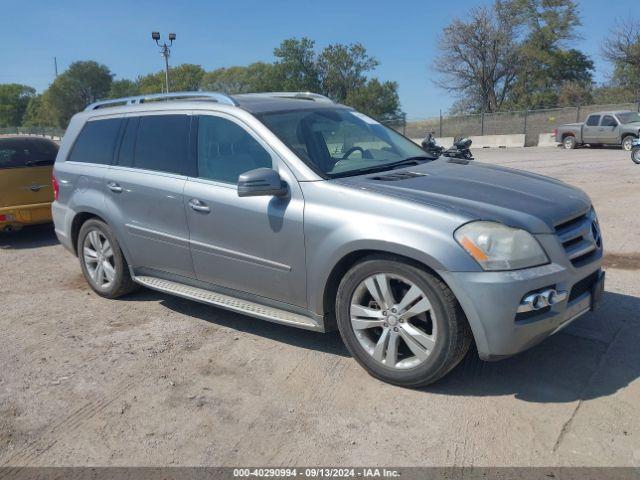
[0,146,638,467]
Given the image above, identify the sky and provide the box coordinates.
[1,0,637,119]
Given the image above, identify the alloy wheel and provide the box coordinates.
[83,229,116,289]
[623,137,634,151]
[350,273,438,370]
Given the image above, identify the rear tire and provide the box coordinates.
[77,219,138,298]
[563,135,577,149]
[335,256,472,387]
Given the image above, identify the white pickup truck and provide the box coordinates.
[555,110,640,151]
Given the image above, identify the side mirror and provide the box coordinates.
[237,168,288,198]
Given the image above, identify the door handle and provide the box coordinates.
[107,181,123,193]
[188,198,210,213]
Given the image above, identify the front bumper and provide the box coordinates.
[0,202,52,230]
[439,234,603,360]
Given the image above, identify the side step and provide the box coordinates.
[133,275,323,332]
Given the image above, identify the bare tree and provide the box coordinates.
[433,6,520,113]
[602,18,640,96]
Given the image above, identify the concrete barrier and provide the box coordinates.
[537,132,559,147]
[469,134,525,148]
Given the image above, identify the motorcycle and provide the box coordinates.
[632,138,640,165]
[421,132,474,161]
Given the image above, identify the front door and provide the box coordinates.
[600,115,620,144]
[183,113,307,308]
[105,114,195,279]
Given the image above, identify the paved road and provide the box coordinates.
[0,147,638,466]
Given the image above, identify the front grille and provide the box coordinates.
[555,211,601,266]
[569,271,599,302]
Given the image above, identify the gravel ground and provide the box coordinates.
[0,146,638,467]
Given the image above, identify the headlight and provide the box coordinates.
[454,221,549,271]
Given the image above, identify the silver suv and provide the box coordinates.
[53,91,605,386]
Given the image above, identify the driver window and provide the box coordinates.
[197,115,272,184]
[601,115,617,127]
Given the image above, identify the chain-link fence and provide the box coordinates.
[402,101,640,146]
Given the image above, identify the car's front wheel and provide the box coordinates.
[622,136,636,152]
[335,257,472,387]
[77,219,138,298]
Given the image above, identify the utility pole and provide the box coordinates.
[151,32,176,93]
[54,57,58,77]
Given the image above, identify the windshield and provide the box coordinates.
[617,112,640,124]
[258,108,430,178]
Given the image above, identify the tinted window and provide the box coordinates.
[197,115,272,183]
[586,115,600,126]
[133,115,190,175]
[68,118,122,164]
[116,117,139,168]
[601,115,617,127]
[0,138,58,169]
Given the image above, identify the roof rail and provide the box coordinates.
[248,92,334,103]
[84,91,238,111]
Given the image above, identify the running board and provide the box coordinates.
[133,275,323,332]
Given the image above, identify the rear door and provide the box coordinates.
[105,112,196,279]
[600,115,620,144]
[0,138,57,209]
[582,115,601,143]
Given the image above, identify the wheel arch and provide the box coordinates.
[69,210,133,266]
[321,249,456,327]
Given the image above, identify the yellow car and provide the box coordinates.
[0,136,59,232]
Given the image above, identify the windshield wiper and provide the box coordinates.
[330,156,434,178]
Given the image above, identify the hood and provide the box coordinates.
[334,159,591,234]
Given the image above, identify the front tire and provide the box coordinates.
[335,257,472,387]
[77,219,138,298]
[622,136,636,152]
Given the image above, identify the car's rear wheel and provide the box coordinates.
[622,136,636,152]
[77,219,138,298]
[563,135,577,149]
[335,257,472,387]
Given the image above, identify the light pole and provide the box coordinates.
[151,32,176,93]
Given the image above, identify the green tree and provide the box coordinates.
[200,62,279,93]
[138,64,205,94]
[44,61,113,127]
[497,0,594,108]
[318,43,378,102]
[272,38,321,92]
[345,79,402,122]
[109,79,140,98]
[0,83,36,127]
[21,94,55,127]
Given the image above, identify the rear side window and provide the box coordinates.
[68,118,122,164]
[133,115,190,175]
[0,139,58,169]
[197,115,272,184]
[586,115,600,126]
